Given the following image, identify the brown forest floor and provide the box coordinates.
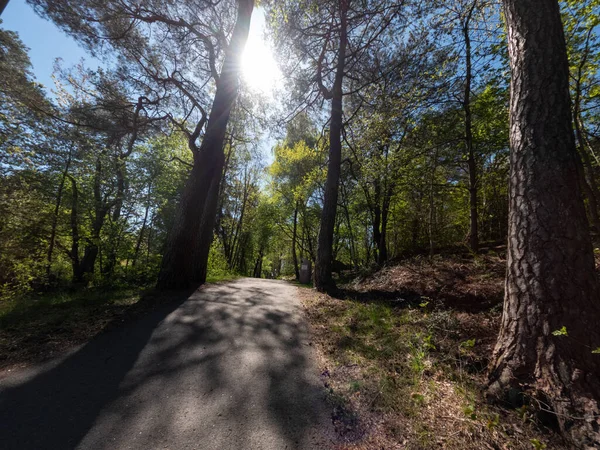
[299,253,578,450]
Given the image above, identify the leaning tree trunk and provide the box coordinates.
[157,0,254,289]
[488,0,600,446]
[191,0,254,284]
[315,0,348,292]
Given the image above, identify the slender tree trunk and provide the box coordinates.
[157,0,254,289]
[215,136,234,250]
[253,249,263,278]
[66,165,107,284]
[411,215,419,250]
[372,179,382,264]
[429,153,438,258]
[79,158,109,281]
[576,148,600,233]
[67,175,82,283]
[315,0,348,292]
[488,1,600,446]
[146,212,154,267]
[463,4,479,253]
[372,176,392,265]
[571,27,600,235]
[302,203,316,261]
[132,201,150,267]
[103,159,126,276]
[379,185,392,264]
[292,200,300,280]
[341,181,358,268]
[46,147,72,278]
[230,170,250,269]
[574,114,600,233]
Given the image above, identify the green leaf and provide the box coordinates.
[530,438,547,450]
[487,413,500,429]
[463,403,477,420]
[592,348,600,354]
[552,326,568,337]
[460,339,476,349]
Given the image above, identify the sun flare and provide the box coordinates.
[241,12,280,94]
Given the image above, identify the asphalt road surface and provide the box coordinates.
[0,278,334,449]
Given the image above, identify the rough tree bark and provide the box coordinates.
[315,0,348,292]
[157,0,254,289]
[488,1,600,446]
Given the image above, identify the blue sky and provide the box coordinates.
[2,0,100,91]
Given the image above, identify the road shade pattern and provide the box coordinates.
[0,278,333,449]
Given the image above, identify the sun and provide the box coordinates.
[241,10,280,94]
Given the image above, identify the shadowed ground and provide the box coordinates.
[0,278,333,450]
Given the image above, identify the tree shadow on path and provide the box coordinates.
[0,288,195,450]
[0,279,331,450]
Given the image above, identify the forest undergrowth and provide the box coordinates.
[299,252,583,450]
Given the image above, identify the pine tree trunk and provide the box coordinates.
[157,0,254,289]
[315,0,348,292]
[488,1,600,446]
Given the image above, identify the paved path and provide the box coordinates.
[0,278,333,449]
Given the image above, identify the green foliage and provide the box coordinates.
[460,338,476,350]
[530,438,547,450]
[487,413,500,429]
[206,240,234,283]
[552,326,568,337]
[463,403,477,420]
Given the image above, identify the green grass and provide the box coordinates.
[301,287,570,449]
[205,273,239,284]
[312,298,435,417]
